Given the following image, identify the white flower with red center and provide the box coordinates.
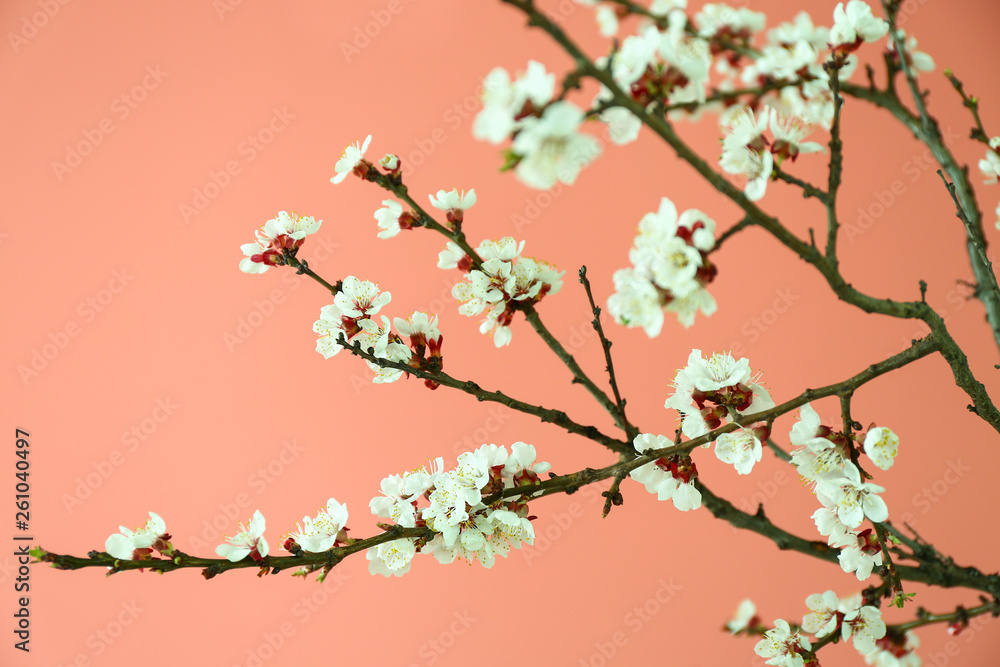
[510,101,601,190]
[509,258,554,302]
[609,198,718,333]
[427,514,498,568]
[812,507,851,546]
[448,239,560,346]
[239,211,322,274]
[216,510,269,562]
[370,458,444,528]
[313,303,351,358]
[374,200,419,239]
[979,137,1000,184]
[790,407,852,482]
[423,454,490,532]
[437,241,470,271]
[865,631,921,667]
[769,108,825,163]
[863,426,899,470]
[334,276,391,319]
[726,599,760,634]
[370,473,419,527]
[331,135,373,184]
[479,305,515,347]
[754,619,812,667]
[790,404,827,448]
[721,144,773,201]
[666,350,774,439]
[394,311,442,356]
[356,316,413,384]
[629,433,702,511]
[745,40,819,84]
[715,427,764,475]
[608,26,660,91]
[367,538,416,577]
[659,14,712,103]
[105,511,172,561]
[695,4,765,44]
[802,590,842,638]
[288,499,349,553]
[428,505,534,569]
[488,508,535,552]
[313,278,391,360]
[453,260,512,317]
[679,349,748,391]
[834,527,884,580]
[816,463,889,528]
[830,1,889,52]
[473,60,555,144]
[428,188,477,225]
[379,153,400,174]
[843,606,887,654]
[478,237,525,262]
[792,438,851,483]
[767,12,829,51]
[503,441,551,487]
[722,106,769,152]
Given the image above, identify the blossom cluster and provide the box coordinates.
[608,197,719,333]
[439,237,564,346]
[104,442,548,580]
[368,442,550,576]
[312,277,443,387]
[239,211,322,274]
[667,350,774,469]
[484,0,928,204]
[719,105,823,201]
[789,404,897,580]
[733,591,903,666]
[473,60,601,190]
[629,350,773,511]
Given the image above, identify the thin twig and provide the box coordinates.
[579,265,636,441]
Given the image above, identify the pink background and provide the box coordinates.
[6,0,1000,665]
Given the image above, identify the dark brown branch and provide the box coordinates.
[579,265,636,441]
[342,336,632,454]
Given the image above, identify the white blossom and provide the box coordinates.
[510,101,601,189]
[105,511,169,561]
[332,135,372,184]
[289,499,348,553]
[216,510,269,562]
[830,1,889,48]
[843,606,887,654]
[864,427,899,470]
[755,619,811,667]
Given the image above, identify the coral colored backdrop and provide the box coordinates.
[5,1,1000,665]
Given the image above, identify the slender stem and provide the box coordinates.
[891,599,1000,634]
[342,336,631,454]
[824,59,845,264]
[285,255,341,295]
[579,266,636,441]
[772,166,829,204]
[521,303,625,432]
